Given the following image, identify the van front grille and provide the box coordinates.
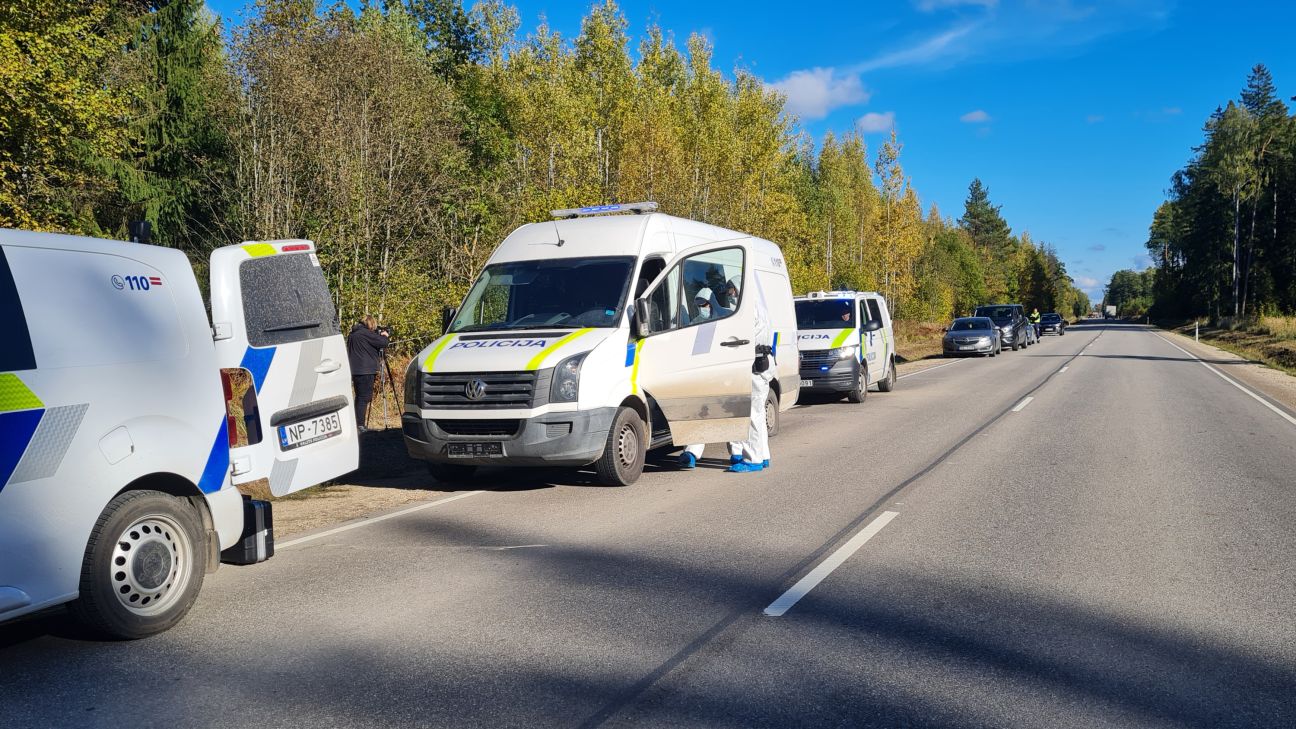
[418,371,547,409]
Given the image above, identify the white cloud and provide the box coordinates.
[768,68,870,120]
[856,112,897,133]
[1088,244,1106,252]
[1162,106,1182,115]
[855,24,980,73]
[960,109,991,123]
[1076,276,1100,289]
[1086,114,1104,123]
[915,0,997,12]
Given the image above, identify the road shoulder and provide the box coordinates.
[1157,326,1296,417]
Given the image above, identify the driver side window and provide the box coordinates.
[646,267,681,334]
[645,247,745,335]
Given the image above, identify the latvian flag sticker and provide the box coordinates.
[148,276,163,287]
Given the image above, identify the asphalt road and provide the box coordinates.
[4,322,1295,728]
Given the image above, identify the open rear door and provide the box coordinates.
[635,240,754,445]
[210,241,358,496]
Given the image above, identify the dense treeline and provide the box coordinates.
[1147,64,1296,321]
[0,0,1088,344]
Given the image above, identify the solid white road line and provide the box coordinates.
[764,510,899,617]
[277,491,486,549]
[1153,332,1296,429]
[1011,396,1034,412]
[896,359,962,380]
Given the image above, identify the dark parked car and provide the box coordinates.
[972,304,1030,351]
[1039,312,1067,336]
[942,317,1001,357]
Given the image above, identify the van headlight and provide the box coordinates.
[551,352,588,403]
[404,359,420,406]
[832,345,859,360]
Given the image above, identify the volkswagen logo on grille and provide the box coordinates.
[464,379,487,401]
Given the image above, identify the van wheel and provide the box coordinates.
[69,491,205,640]
[846,366,868,403]
[595,406,646,487]
[877,359,897,392]
[765,390,780,437]
[426,463,477,483]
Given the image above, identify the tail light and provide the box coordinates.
[220,368,263,447]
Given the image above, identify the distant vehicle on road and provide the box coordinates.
[795,290,897,403]
[1039,312,1067,336]
[1104,305,1117,319]
[973,304,1030,351]
[942,317,1001,357]
[1023,319,1039,346]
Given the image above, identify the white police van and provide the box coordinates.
[0,230,359,638]
[403,203,799,486]
[794,290,896,402]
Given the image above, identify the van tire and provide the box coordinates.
[765,389,780,437]
[877,358,897,392]
[69,490,206,640]
[846,366,868,403]
[595,406,646,487]
[426,463,477,483]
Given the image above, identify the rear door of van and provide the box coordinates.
[209,241,358,496]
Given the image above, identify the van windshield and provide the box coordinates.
[796,299,856,329]
[450,256,635,332]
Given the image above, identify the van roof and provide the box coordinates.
[487,213,774,265]
[794,290,882,300]
[0,228,189,266]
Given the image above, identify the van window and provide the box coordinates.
[646,246,744,334]
[866,299,883,323]
[682,247,743,324]
[6,245,187,369]
[0,247,35,371]
[240,254,341,347]
[796,299,855,329]
[451,256,635,332]
[645,267,681,333]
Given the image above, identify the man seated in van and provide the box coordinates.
[687,287,715,324]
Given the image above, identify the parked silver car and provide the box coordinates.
[942,317,1001,357]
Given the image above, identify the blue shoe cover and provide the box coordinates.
[730,454,744,465]
[678,452,697,469]
[761,459,770,469]
[727,460,764,473]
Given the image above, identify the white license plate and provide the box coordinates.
[959,345,978,350]
[800,379,814,387]
[278,412,343,451]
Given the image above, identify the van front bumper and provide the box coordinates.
[798,358,860,393]
[402,408,615,467]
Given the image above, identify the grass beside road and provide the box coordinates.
[1164,316,1296,375]
[894,321,946,362]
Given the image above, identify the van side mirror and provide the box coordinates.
[441,306,456,334]
[862,320,883,332]
[634,298,651,338]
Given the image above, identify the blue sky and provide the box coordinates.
[208,0,1296,300]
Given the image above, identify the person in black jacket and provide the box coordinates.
[347,315,390,431]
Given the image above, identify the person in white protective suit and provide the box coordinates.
[727,288,773,473]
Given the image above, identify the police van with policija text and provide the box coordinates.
[794,290,897,402]
[0,230,359,638]
[402,203,799,486]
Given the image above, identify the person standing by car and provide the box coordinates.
[347,315,390,432]
[1029,307,1041,338]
